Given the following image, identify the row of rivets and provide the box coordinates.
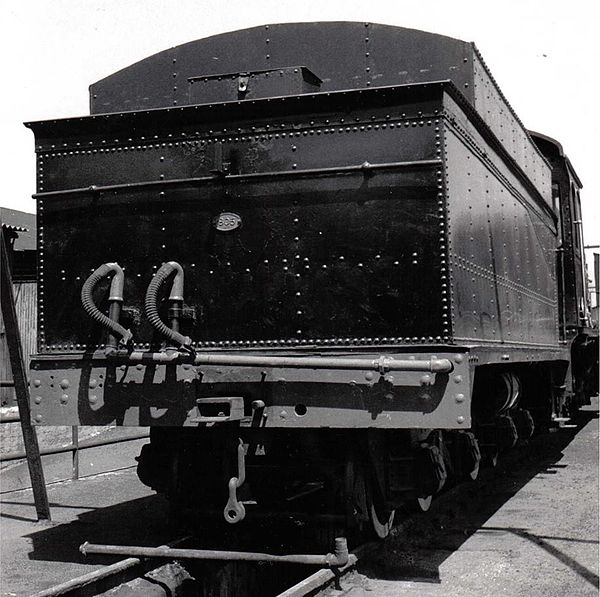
[436,155,452,337]
[38,197,45,341]
[445,113,543,228]
[37,114,440,153]
[39,336,453,352]
[453,255,555,307]
[38,88,445,130]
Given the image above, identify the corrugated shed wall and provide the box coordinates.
[0,281,37,406]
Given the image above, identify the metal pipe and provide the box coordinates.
[115,350,453,374]
[31,537,191,597]
[144,261,191,350]
[277,542,370,597]
[32,159,443,200]
[71,426,79,480]
[0,430,149,462]
[0,412,20,423]
[80,536,350,567]
[81,263,132,354]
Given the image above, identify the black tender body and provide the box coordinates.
[25,21,598,532]
[23,24,599,531]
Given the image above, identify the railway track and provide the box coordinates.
[29,537,194,597]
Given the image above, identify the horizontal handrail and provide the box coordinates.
[117,350,453,374]
[0,412,20,424]
[32,158,442,199]
[0,430,149,462]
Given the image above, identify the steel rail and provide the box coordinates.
[30,537,191,597]
[277,542,375,597]
[30,557,143,597]
[0,410,20,423]
[32,159,442,199]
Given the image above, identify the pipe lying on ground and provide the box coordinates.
[80,537,351,567]
[32,537,191,597]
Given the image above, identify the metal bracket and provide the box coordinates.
[191,397,244,424]
[237,75,249,94]
[223,438,246,524]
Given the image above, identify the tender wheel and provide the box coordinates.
[366,485,395,539]
[369,503,395,538]
[454,431,482,481]
[481,446,499,468]
[468,460,480,481]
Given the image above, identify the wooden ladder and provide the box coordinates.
[1,222,50,520]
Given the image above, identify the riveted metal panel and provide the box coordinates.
[530,133,586,339]
[39,169,444,350]
[32,85,449,353]
[29,349,471,428]
[90,23,475,112]
[36,120,439,193]
[442,95,559,348]
[472,50,551,205]
[364,23,473,98]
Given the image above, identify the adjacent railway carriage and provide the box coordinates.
[26,23,598,536]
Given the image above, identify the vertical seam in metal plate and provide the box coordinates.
[440,114,453,342]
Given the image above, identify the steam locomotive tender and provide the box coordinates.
[27,23,598,537]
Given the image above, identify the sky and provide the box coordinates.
[0,0,597,258]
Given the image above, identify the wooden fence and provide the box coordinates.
[0,281,36,406]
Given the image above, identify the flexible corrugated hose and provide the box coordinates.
[81,263,133,347]
[144,261,192,350]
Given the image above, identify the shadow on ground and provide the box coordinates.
[359,408,599,591]
[22,494,172,563]
[11,408,599,596]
